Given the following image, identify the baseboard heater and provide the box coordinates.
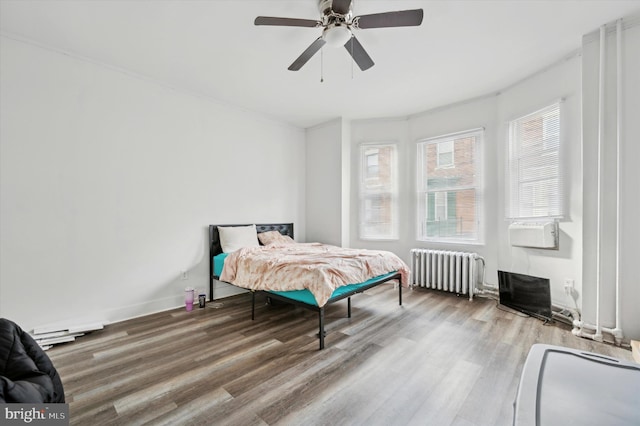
[410,249,483,300]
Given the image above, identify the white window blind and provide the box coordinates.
[359,143,398,240]
[507,103,563,219]
[417,129,483,243]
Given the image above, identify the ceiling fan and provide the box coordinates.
[255,0,424,71]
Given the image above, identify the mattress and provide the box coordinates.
[214,252,399,306]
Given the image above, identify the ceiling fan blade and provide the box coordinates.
[332,0,353,15]
[355,9,424,29]
[288,37,327,71]
[254,16,320,27]
[344,36,374,71]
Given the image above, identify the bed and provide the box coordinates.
[208,223,409,349]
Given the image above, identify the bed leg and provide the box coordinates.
[251,291,256,320]
[347,297,352,318]
[399,282,403,306]
[319,309,325,350]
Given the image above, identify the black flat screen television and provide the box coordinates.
[498,271,552,321]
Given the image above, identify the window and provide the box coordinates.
[417,129,483,243]
[437,140,454,168]
[434,191,447,220]
[359,143,398,240]
[507,103,563,219]
[366,152,379,178]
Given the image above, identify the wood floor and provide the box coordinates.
[48,284,633,426]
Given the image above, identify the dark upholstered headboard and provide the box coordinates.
[208,223,294,257]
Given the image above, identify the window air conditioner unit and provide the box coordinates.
[508,221,558,249]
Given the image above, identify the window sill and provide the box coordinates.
[416,238,485,246]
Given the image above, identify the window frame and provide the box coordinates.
[416,128,484,244]
[434,191,448,220]
[436,140,454,168]
[365,151,379,179]
[506,102,563,220]
[359,142,399,241]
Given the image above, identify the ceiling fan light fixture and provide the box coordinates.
[322,24,352,47]
[254,2,424,71]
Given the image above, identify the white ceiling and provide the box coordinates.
[2,0,639,128]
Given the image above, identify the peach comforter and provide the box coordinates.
[220,243,410,307]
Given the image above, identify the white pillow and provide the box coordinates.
[218,225,259,253]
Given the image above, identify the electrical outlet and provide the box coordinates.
[181,270,189,280]
[564,278,574,295]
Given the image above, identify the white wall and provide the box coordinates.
[496,54,584,309]
[340,119,351,247]
[349,117,410,260]
[619,20,640,341]
[349,97,500,269]
[305,119,343,246]
[308,14,639,342]
[347,56,584,312]
[409,96,499,281]
[582,18,640,340]
[0,36,306,331]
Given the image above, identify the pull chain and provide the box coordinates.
[320,48,324,83]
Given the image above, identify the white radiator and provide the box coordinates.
[410,249,481,300]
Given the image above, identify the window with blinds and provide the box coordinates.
[507,103,563,220]
[417,129,483,243]
[359,143,398,240]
